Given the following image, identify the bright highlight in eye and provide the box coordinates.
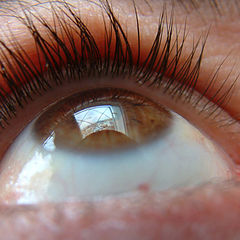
[0,89,232,204]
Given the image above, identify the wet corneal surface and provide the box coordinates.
[34,88,172,151]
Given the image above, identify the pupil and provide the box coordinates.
[34,88,172,151]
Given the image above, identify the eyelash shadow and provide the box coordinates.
[0,0,235,128]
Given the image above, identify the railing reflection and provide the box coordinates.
[73,105,127,139]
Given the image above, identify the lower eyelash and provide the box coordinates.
[0,0,235,128]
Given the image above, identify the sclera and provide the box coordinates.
[0,89,232,204]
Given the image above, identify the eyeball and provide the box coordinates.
[0,88,232,203]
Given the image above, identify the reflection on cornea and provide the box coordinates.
[43,132,56,152]
[15,151,53,204]
[73,105,128,139]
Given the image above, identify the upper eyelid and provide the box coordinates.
[0,0,236,120]
[0,0,239,21]
[0,3,205,100]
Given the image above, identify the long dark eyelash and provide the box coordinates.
[0,0,234,128]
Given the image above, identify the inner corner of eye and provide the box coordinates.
[0,87,233,204]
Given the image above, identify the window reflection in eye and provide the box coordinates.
[0,0,240,238]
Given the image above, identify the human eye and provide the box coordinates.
[0,0,240,239]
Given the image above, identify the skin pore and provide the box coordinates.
[0,0,240,239]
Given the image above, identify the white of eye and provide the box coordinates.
[0,89,232,203]
[0,110,231,204]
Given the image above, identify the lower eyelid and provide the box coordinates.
[0,180,239,238]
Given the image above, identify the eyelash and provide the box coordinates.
[0,0,235,129]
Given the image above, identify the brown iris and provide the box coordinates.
[34,88,172,151]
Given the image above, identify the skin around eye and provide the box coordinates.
[0,0,240,239]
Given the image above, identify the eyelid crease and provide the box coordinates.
[174,0,240,17]
[0,0,236,130]
[1,0,239,19]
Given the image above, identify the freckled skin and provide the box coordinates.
[1,182,240,240]
[0,0,240,239]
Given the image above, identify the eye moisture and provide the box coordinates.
[34,88,172,151]
[0,88,231,203]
